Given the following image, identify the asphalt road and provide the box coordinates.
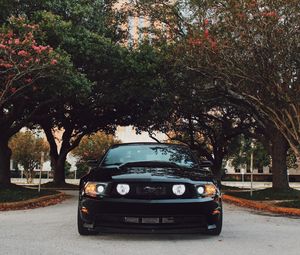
[0,191,299,255]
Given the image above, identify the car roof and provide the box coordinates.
[110,142,189,148]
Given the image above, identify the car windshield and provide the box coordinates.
[101,144,199,168]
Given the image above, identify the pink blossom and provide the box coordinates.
[32,45,42,53]
[188,38,202,46]
[204,29,210,38]
[0,63,13,68]
[262,11,278,17]
[18,50,28,57]
[210,40,217,50]
[39,46,49,52]
[51,59,58,65]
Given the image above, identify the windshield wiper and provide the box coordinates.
[118,161,183,170]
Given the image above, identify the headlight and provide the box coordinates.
[172,184,186,196]
[116,184,130,195]
[84,182,107,197]
[197,186,205,195]
[196,184,217,197]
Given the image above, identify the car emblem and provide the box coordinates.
[143,186,162,193]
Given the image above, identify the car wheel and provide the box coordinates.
[207,210,223,236]
[77,209,98,236]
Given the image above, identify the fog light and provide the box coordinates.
[212,210,221,215]
[96,185,105,194]
[116,184,130,195]
[80,207,89,214]
[172,184,186,196]
[197,186,205,195]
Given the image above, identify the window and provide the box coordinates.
[138,16,144,43]
[128,16,135,47]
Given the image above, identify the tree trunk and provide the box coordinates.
[270,129,289,190]
[52,154,67,186]
[41,123,67,186]
[211,155,224,181]
[0,137,12,185]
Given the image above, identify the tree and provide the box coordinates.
[28,12,128,185]
[0,2,126,185]
[9,130,49,183]
[0,17,74,185]
[179,0,299,189]
[28,10,164,185]
[205,0,300,158]
[0,17,58,108]
[131,0,298,190]
[72,132,121,162]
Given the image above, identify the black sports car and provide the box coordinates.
[78,143,222,235]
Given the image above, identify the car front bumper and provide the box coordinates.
[79,196,222,233]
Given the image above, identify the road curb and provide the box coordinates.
[0,192,67,211]
[223,194,300,216]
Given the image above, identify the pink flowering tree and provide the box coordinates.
[0,17,61,185]
[0,17,58,108]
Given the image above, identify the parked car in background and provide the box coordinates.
[78,143,222,235]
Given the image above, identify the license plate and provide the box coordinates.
[124,217,139,223]
[141,217,160,224]
[162,217,175,224]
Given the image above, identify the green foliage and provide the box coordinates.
[64,161,71,174]
[75,162,89,179]
[72,132,120,178]
[0,184,57,203]
[72,132,120,162]
[229,136,271,172]
[133,0,300,157]
[287,149,298,169]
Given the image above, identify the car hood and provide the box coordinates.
[87,166,212,183]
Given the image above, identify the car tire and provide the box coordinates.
[207,210,223,236]
[77,209,98,236]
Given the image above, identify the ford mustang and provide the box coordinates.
[77,143,222,235]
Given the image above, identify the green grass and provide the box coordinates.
[276,200,300,209]
[226,188,300,201]
[0,184,58,203]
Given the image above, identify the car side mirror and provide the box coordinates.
[87,159,99,168]
[199,160,213,168]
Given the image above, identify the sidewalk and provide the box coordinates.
[222,181,300,190]
[11,178,80,185]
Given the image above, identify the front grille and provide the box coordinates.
[110,182,195,199]
[95,214,207,228]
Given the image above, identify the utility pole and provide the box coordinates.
[250,141,254,197]
[38,152,44,192]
